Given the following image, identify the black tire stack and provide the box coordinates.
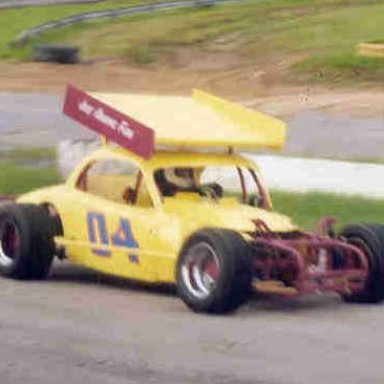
[32,45,79,64]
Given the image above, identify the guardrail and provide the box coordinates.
[12,0,238,45]
[0,0,100,9]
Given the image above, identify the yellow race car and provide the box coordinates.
[1,87,384,313]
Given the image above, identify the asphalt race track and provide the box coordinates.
[1,262,384,384]
[2,92,384,384]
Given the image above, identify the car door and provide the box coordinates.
[64,156,172,282]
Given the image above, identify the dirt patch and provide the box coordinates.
[168,47,246,71]
[0,60,383,119]
[0,59,291,98]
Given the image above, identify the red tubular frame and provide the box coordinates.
[249,219,368,296]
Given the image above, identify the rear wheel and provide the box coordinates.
[176,229,252,314]
[0,204,54,280]
[339,224,384,303]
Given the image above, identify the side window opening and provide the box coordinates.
[201,166,267,208]
[76,159,152,207]
[154,165,267,208]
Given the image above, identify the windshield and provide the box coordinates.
[153,165,270,209]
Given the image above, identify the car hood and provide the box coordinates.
[162,196,297,234]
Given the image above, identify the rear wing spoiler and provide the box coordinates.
[63,85,286,158]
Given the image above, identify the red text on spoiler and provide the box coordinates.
[63,85,154,159]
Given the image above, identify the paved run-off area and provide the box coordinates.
[1,262,384,384]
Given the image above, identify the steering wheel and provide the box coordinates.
[247,194,261,207]
[199,183,223,199]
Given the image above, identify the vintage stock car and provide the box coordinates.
[1,86,384,313]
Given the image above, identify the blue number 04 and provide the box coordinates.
[87,212,138,260]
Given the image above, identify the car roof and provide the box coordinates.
[86,146,258,171]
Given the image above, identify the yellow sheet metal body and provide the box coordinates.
[18,148,296,284]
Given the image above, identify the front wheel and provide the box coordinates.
[176,229,252,314]
[339,224,384,303]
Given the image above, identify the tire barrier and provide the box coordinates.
[32,44,80,64]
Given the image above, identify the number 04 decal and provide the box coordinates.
[87,212,139,261]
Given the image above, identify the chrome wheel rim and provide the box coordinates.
[181,242,220,299]
[0,220,20,268]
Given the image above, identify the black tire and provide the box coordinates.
[176,229,252,314]
[339,224,384,303]
[0,203,55,280]
[32,45,79,64]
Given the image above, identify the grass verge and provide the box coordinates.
[0,148,60,194]
[5,0,383,85]
[271,190,384,230]
[0,163,60,195]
